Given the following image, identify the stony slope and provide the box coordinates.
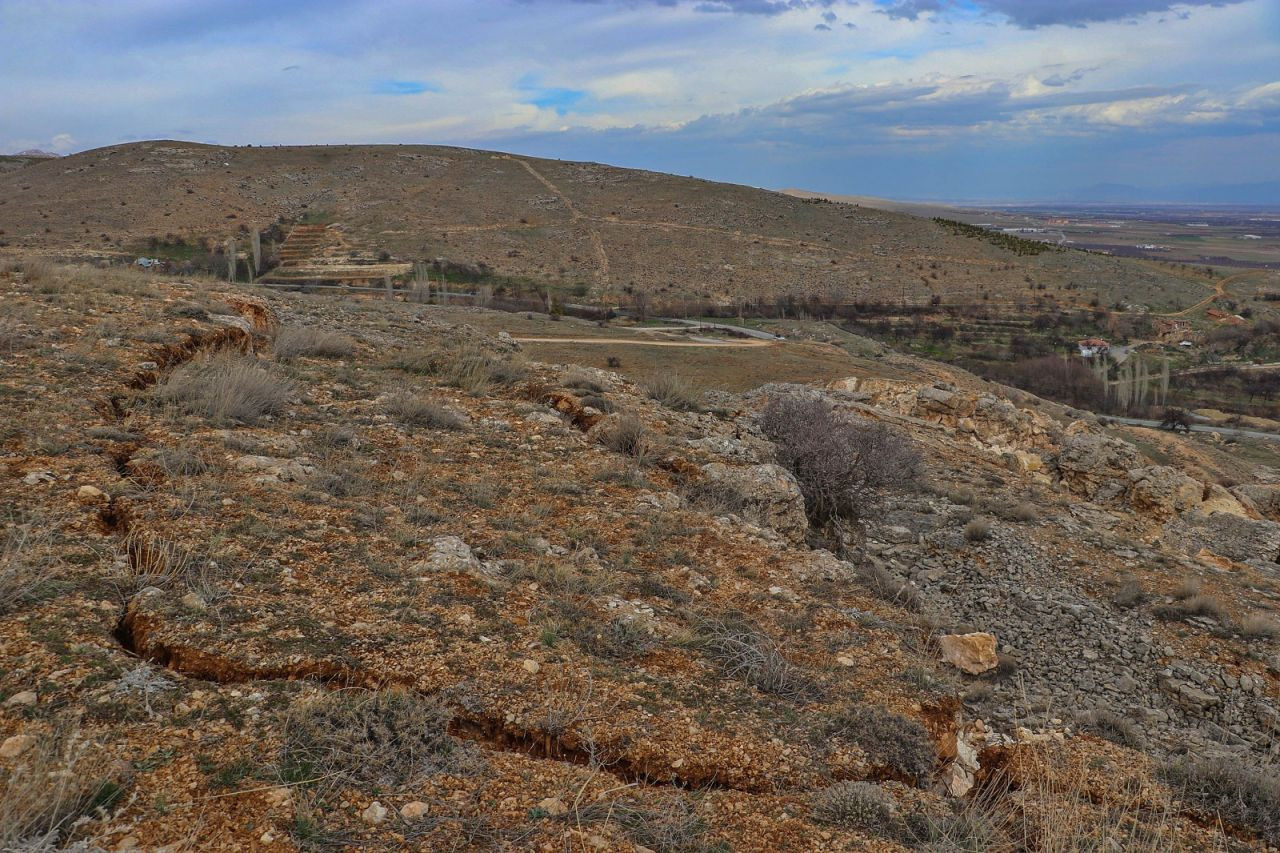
[2,261,1279,849]
[0,141,1210,310]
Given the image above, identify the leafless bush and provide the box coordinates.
[1077,709,1146,749]
[577,617,659,660]
[857,564,922,612]
[1173,576,1202,600]
[1007,501,1038,522]
[154,355,294,424]
[759,394,920,527]
[385,395,468,430]
[282,689,472,791]
[643,373,701,411]
[274,326,355,360]
[563,370,607,394]
[699,619,819,701]
[1112,575,1147,609]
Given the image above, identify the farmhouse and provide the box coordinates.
[1077,338,1110,358]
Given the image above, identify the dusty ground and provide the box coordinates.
[1,262,1278,851]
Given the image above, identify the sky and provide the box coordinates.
[1,0,1278,201]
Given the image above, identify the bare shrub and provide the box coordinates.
[395,344,525,394]
[964,517,992,542]
[151,447,210,477]
[1007,502,1038,522]
[643,373,701,411]
[274,326,355,360]
[812,781,898,832]
[579,393,615,413]
[1161,757,1280,846]
[385,395,467,430]
[154,355,293,424]
[759,394,920,528]
[698,619,819,701]
[822,705,935,782]
[563,370,606,394]
[282,689,470,790]
[1241,612,1280,639]
[1180,594,1228,621]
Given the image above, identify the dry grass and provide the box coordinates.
[1172,576,1202,600]
[698,619,819,701]
[642,373,701,411]
[0,520,59,615]
[0,725,124,850]
[811,781,897,832]
[0,318,20,352]
[282,688,471,791]
[1161,756,1280,847]
[154,355,294,424]
[821,705,935,782]
[596,415,659,463]
[274,325,355,360]
[119,529,197,592]
[385,395,468,430]
[1240,611,1280,639]
[395,344,526,394]
[964,517,992,542]
[574,793,711,853]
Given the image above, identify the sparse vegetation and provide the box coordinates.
[385,394,468,430]
[1161,757,1280,846]
[274,326,356,360]
[821,705,935,782]
[759,394,920,529]
[699,619,819,701]
[1241,611,1280,639]
[154,355,294,424]
[643,373,701,411]
[1077,709,1146,749]
[597,414,657,461]
[812,781,897,832]
[963,517,992,542]
[0,520,58,615]
[282,689,469,790]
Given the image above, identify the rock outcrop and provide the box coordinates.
[700,462,808,545]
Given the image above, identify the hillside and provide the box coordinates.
[0,141,1211,310]
[4,259,1280,849]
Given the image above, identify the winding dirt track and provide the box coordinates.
[512,336,775,348]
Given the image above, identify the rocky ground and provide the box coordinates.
[1,260,1278,850]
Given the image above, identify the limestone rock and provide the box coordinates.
[522,659,541,675]
[1126,466,1204,520]
[939,633,998,675]
[538,797,568,817]
[0,734,35,758]
[76,485,106,501]
[1054,432,1139,501]
[5,690,37,707]
[361,801,388,825]
[699,462,808,545]
[400,801,430,820]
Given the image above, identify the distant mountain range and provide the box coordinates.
[9,149,60,158]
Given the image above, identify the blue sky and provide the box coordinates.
[1,0,1277,201]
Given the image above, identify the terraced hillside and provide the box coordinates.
[0,141,1211,309]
